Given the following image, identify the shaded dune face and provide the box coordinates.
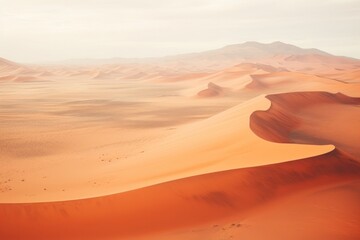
[246,74,268,89]
[1,91,360,239]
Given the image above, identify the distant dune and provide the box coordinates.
[321,69,360,83]
[197,82,227,97]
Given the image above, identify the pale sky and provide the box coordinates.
[0,0,359,63]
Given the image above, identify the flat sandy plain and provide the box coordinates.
[0,42,360,239]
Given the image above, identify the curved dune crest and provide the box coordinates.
[251,92,360,160]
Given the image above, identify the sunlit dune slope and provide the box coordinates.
[122,94,332,189]
[0,94,332,203]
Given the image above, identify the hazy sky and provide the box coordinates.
[1,0,359,63]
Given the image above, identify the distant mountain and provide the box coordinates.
[50,41,359,73]
[155,41,359,72]
[2,42,360,75]
[167,41,330,62]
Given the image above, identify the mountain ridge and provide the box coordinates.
[7,41,357,66]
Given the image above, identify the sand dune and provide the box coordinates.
[176,63,285,97]
[197,82,228,97]
[0,91,359,239]
[0,93,332,203]
[158,63,283,84]
[158,61,360,97]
